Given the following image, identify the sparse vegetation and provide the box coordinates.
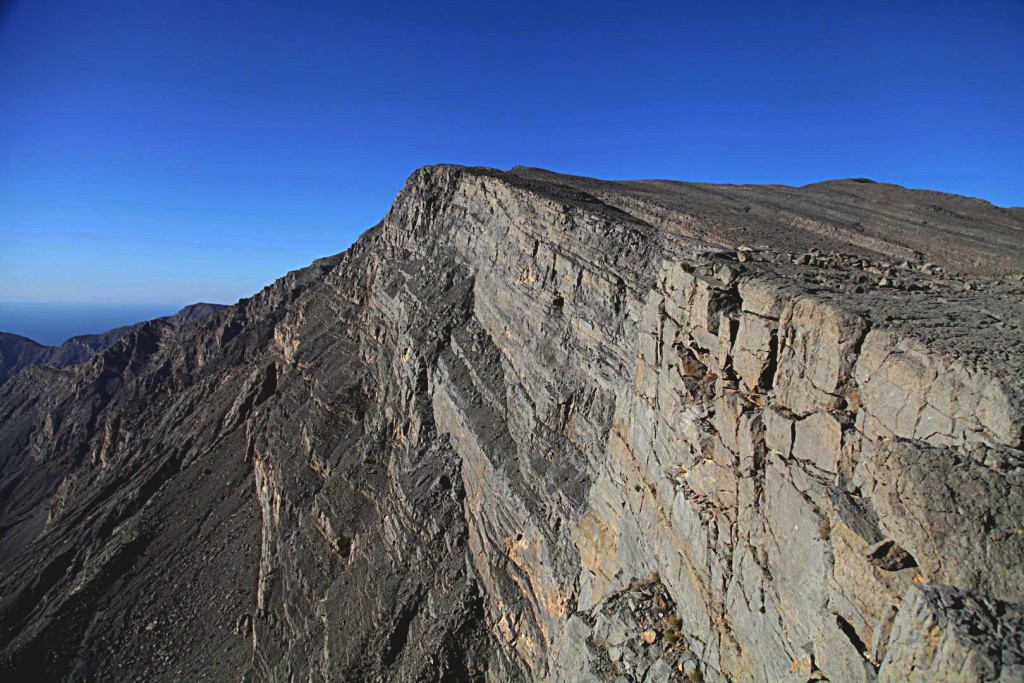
[817,515,831,540]
[687,668,704,683]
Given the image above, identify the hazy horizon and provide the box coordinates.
[0,302,196,346]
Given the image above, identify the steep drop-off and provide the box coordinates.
[1,166,1023,682]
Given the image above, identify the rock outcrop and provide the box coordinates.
[0,302,225,386]
[0,166,1022,682]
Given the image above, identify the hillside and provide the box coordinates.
[0,303,226,386]
[0,166,1021,682]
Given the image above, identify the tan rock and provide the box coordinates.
[774,298,868,415]
[792,412,843,474]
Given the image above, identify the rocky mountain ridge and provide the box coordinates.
[0,303,226,386]
[0,166,1022,682]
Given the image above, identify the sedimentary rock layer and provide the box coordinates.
[1,166,1022,681]
[0,303,225,386]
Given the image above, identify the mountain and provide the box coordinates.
[0,166,1022,682]
[0,303,226,386]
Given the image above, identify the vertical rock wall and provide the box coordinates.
[372,168,1024,682]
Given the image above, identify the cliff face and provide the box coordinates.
[1,166,1022,682]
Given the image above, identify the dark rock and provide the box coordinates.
[0,302,225,386]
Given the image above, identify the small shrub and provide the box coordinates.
[817,515,831,540]
[667,613,682,629]
[687,668,704,683]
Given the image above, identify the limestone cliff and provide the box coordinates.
[1,166,1022,682]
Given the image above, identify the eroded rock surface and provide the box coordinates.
[0,302,226,386]
[1,166,1022,681]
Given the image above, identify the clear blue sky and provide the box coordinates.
[1,0,1022,305]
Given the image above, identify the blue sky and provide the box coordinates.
[1,0,1022,305]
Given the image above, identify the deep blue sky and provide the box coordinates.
[2,0,1022,305]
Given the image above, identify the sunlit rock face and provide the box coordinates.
[1,165,1022,682]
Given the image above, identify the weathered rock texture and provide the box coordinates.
[1,166,1022,682]
[0,303,225,386]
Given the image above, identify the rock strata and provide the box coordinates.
[0,302,225,386]
[0,166,1022,682]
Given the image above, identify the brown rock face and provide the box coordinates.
[1,166,1022,682]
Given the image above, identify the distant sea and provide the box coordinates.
[0,303,183,347]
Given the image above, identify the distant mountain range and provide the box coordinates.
[0,303,225,386]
